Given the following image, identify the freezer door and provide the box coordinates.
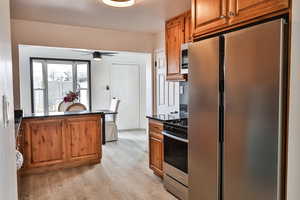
[224,19,286,200]
[188,37,221,200]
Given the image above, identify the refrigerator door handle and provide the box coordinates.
[2,95,9,128]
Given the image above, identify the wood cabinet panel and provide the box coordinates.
[192,0,228,36]
[184,11,192,43]
[165,11,191,81]
[148,120,164,178]
[166,17,184,80]
[228,0,289,25]
[149,119,163,133]
[191,0,289,38]
[24,119,65,167]
[67,116,101,160]
[149,134,164,177]
[21,115,102,175]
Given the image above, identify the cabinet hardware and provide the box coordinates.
[220,15,226,19]
[229,12,236,17]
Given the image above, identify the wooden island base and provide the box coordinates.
[19,114,102,175]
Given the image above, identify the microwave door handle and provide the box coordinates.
[162,131,189,143]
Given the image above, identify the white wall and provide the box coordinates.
[287,1,300,199]
[19,46,150,129]
[91,52,151,129]
[11,19,156,109]
[0,0,18,199]
[154,31,165,50]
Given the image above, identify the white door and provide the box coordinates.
[0,0,18,199]
[110,64,140,130]
[155,50,179,114]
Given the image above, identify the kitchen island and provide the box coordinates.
[18,110,116,175]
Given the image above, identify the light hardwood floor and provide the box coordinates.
[19,130,176,200]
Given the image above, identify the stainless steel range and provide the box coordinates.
[162,119,188,200]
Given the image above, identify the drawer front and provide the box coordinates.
[149,120,163,133]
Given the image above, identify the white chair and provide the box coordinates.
[66,103,87,111]
[58,101,73,112]
[105,98,120,142]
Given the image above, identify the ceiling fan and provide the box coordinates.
[72,49,118,61]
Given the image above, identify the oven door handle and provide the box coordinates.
[162,131,189,143]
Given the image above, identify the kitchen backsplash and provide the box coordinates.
[179,82,188,114]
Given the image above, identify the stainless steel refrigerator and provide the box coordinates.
[188,19,287,200]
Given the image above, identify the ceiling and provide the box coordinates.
[10,0,191,33]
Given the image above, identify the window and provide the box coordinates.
[31,58,91,113]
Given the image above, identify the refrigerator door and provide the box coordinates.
[189,37,221,200]
[224,19,286,200]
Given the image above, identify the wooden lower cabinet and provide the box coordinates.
[24,119,66,168]
[67,116,101,161]
[21,115,102,175]
[149,120,164,178]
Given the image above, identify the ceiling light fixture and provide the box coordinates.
[93,52,102,61]
[102,0,135,7]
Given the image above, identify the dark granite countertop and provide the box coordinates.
[146,113,188,122]
[23,110,117,119]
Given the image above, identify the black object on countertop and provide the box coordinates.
[164,118,188,129]
[14,109,23,122]
[146,113,188,122]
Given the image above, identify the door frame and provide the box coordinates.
[109,62,141,130]
[153,48,165,115]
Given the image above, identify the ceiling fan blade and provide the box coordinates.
[100,52,118,55]
[71,49,93,53]
[102,54,117,56]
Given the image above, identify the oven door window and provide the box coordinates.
[164,135,188,173]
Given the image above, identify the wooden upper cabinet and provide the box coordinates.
[192,0,228,36]
[166,16,185,81]
[228,0,289,25]
[24,119,66,168]
[192,0,289,37]
[184,11,192,43]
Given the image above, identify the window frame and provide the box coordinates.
[30,57,92,113]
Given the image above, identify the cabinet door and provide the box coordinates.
[67,116,101,160]
[24,119,65,168]
[184,11,192,43]
[192,0,228,36]
[149,132,164,177]
[166,17,185,81]
[228,0,289,25]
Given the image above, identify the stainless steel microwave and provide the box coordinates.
[180,43,190,75]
